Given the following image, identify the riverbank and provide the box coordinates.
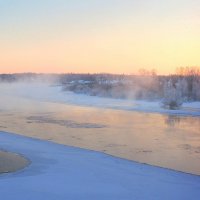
[1,131,200,200]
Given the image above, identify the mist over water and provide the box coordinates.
[0,78,200,175]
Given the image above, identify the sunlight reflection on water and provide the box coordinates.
[0,94,200,175]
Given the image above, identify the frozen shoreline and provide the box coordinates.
[1,131,200,200]
[1,82,200,117]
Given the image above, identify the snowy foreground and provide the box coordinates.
[0,131,200,200]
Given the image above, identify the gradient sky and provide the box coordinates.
[0,0,199,74]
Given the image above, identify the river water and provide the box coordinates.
[0,83,200,175]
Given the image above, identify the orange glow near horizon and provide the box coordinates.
[0,1,200,75]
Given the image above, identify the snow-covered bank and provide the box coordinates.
[0,131,200,200]
[1,82,200,116]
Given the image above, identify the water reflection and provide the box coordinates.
[0,95,200,175]
[164,114,200,132]
[164,115,181,127]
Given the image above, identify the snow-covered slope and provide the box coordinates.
[0,131,200,200]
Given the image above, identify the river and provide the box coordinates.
[0,83,200,175]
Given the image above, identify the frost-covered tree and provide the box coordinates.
[192,79,200,100]
[162,79,183,109]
